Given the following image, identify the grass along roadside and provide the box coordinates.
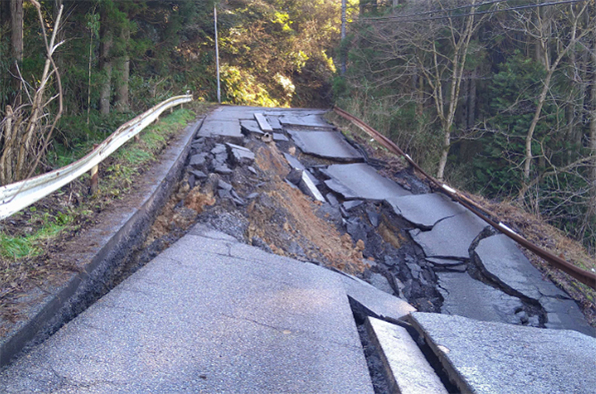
[0,102,212,328]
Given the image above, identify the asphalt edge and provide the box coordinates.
[406,313,472,394]
[0,116,204,368]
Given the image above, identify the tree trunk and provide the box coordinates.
[467,68,477,130]
[115,25,130,113]
[587,35,596,242]
[10,0,23,96]
[99,9,113,115]
[436,0,477,181]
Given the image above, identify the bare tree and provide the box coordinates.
[353,0,490,180]
[510,2,591,192]
[10,0,23,96]
[0,1,64,185]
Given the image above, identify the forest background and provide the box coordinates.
[0,0,595,254]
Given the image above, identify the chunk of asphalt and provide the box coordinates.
[197,119,243,142]
[474,235,594,335]
[254,113,273,132]
[437,272,525,325]
[189,153,208,168]
[286,169,303,185]
[343,200,364,211]
[273,133,289,142]
[323,163,411,201]
[410,211,487,260]
[218,189,232,200]
[325,193,339,207]
[385,193,466,229]
[217,180,233,191]
[368,273,394,296]
[189,170,207,180]
[279,114,335,129]
[425,258,465,268]
[539,297,594,335]
[365,317,448,394]
[283,152,306,171]
[367,210,379,228]
[298,171,325,202]
[266,115,283,130]
[239,119,263,135]
[287,130,363,161]
[346,217,367,243]
[340,274,416,322]
[265,115,283,130]
[211,143,227,155]
[408,312,596,394]
[475,234,565,301]
[214,164,232,175]
[226,143,255,166]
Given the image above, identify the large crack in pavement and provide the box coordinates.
[128,105,593,337]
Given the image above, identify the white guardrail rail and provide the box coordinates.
[0,95,193,221]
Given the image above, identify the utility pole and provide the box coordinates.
[341,0,346,75]
[214,4,221,104]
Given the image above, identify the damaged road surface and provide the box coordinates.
[1,106,595,393]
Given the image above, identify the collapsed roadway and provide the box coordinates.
[1,106,595,393]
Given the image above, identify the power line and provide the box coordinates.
[361,0,588,23]
[363,0,510,21]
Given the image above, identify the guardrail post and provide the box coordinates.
[89,144,99,195]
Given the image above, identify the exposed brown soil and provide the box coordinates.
[246,144,366,274]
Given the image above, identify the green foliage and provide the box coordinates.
[0,209,75,260]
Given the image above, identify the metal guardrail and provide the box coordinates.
[0,95,193,221]
[333,105,596,291]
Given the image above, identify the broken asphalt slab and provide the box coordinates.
[410,210,488,260]
[408,312,596,394]
[197,119,243,141]
[474,234,594,335]
[437,272,525,325]
[0,226,376,393]
[279,114,334,129]
[366,317,448,394]
[386,193,467,229]
[340,274,415,322]
[323,163,411,201]
[240,119,264,135]
[287,129,363,161]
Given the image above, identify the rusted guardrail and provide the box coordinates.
[0,95,193,220]
[333,105,596,291]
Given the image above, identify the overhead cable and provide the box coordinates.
[361,0,587,23]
